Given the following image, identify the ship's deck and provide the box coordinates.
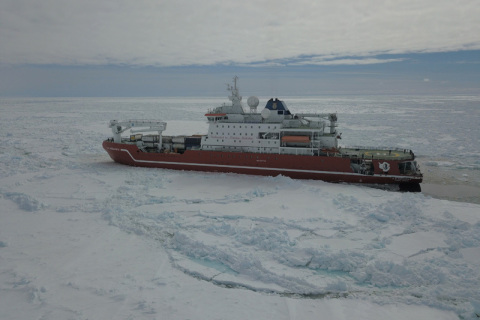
[113,138,416,161]
[339,147,415,161]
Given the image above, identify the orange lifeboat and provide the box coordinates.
[281,136,310,143]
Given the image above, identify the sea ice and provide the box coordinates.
[1,96,479,319]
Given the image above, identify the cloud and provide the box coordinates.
[1,0,480,67]
[290,57,406,66]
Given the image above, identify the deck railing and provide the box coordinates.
[341,146,413,154]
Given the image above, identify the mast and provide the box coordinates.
[227,76,242,108]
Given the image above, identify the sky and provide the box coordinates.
[1,0,480,97]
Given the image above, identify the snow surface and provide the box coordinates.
[1,96,480,319]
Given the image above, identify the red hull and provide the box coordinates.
[103,141,422,185]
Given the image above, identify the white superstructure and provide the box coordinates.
[201,77,339,155]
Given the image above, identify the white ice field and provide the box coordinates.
[1,95,479,319]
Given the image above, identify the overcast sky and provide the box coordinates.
[1,0,479,96]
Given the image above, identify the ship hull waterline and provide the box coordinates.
[103,141,423,187]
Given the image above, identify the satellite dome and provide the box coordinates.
[247,96,259,109]
[261,108,271,119]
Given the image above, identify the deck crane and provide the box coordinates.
[109,120,167,150]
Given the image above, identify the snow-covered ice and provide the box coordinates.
[1,96,479,319]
